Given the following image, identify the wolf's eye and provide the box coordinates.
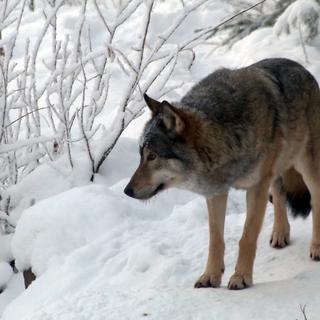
[147,153,157,161]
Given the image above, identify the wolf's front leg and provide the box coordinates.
[195,193,228,288]
[228,179,270,290]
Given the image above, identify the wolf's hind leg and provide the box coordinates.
[296,162,320,261]
[270,178,290,248]
[228,178,270,290]
[195,193,228,288]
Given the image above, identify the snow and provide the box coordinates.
[1,1,320,319]
[1,138,320,320]
[12,184,128,275]
[2,147,92,226]
[0,233,13,263]
[274,0,320,40]
[0,263,13,291]
[0,274,24,315]
[2,173,320,319]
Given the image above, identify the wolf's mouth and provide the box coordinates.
[150,183,165,197]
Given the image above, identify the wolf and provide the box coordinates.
[124,58,320,290]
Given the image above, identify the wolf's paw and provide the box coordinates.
[310,243,320,261]
[270,230,290,248]
[228,273,252,290]
[194,272,222,288]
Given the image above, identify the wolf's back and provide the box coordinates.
[181,58,319,126]
[251,58,319,103]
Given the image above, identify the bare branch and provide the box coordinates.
[298,304,308,320]
[79,60,95,174]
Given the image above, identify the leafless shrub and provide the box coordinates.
[274,0,320,42]
[197,0,306,48]
[0,0,214,203]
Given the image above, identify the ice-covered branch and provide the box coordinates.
[0,0,225,191]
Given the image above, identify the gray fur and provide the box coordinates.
[124,58,320,289]
[129,58,319,198]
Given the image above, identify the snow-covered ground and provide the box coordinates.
[3,138,320,320]
[1,0,320,319]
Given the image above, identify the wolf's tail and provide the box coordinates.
[281,168,311,218]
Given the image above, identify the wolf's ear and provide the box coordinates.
[144,93,161,115]
[161,101,185,135]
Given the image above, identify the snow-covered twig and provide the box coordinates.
[297,304,308,320]
[189,0,267,48]
[0,134,59,154]
[0,212,15,234]
[79,61,95,174]
[298,22,309,64]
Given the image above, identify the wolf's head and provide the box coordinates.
[124,94,197,200]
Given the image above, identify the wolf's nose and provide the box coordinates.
[124,185,135,198]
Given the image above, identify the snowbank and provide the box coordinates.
[12,185,129,275]
[3,133,320,319]
[274,0,320,40]
[3,183,320,319]
[0,263,13,291]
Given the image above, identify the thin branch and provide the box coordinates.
[93,0,111,35]
[298,22,309,64]
[298,304,308,320]
[79,60,95,174]
[5,107,50,128]
[185,0,267,48]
